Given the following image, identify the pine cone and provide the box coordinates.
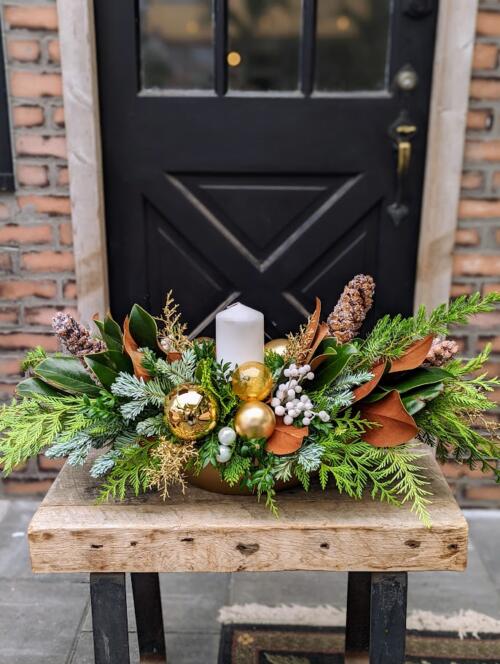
[327,274,375,344]
[52,312,105,356]
[425,337,459,367]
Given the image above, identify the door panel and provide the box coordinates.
[95,0,438,336]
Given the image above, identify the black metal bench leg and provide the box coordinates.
[345,572,408,664]
[131,572,167,663]
[90,572,130,664]
[345,572,371,663]
[370,572,408,664]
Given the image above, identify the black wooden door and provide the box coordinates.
[95,0,438,336]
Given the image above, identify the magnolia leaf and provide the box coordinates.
[84,349,132,389]
[312,342,358,390]
[389,334,434,373]
[305,322,329,364]
[84,356,117,389]
[167,351,182,363]
[359,390,418,447]
[16,377,63,397]
[93,313,123,352]
[309,333,342,369]
[303,298,321,348]
[352,361,387,403]
[129,304,159,351]
[35,356,101,396]
[123,317,151,381]
[384,367,451,394]
[310,346,336,371]
[266,420,309,456]
[362,389,389,404]
[402,382,445,415]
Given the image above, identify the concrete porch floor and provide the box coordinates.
[0,499,499,664]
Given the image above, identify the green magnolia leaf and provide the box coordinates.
[16,377,63,397]
[84,356,118,389]
[129,304,158,351]
[402,382,445,415]
[93,314,123,352]
[35,356,101,396]
[314,337,341,356]
[383,367,452,395]
[313,342,358,390]
[84,350,133,388]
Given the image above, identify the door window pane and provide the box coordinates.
[315,0,391,92]
[228,0,302,92]
[140,0,213,90]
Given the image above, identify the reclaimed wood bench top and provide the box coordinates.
[28,452,468,574]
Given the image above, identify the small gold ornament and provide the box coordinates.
[164,383,218,441]
[264,338,289,357]
[234,400,276,439]
[232,361,273,401]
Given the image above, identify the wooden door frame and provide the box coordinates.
[57,0,478,325]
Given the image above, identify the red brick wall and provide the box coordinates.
[0,1,73,493]
[0,2,499,501]
[447,2,500,507]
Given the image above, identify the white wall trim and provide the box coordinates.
[414,0,478,312]
[58,0,476,321]
[57,0,109,325]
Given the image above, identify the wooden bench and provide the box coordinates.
[28,452,468,664]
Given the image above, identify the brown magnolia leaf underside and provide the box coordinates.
[352,361,387,403]
[266,420,309,455]
[304,298,321,347]
[359,390,418,447]
[297,298,322,364]
[309,327,338,371]
[123,317,151,381]
[389,334,434,373]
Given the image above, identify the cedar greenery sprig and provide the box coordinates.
[318,440,432,526]
[97,439,158,503]
[0,394,90,473]
[20,346,47,374]
[358,292,500,368]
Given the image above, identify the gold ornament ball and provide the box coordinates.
[164,383,218,441]
[232,361,273,401]
[234,400,276,439]
[264,338,289,357]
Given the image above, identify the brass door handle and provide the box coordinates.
[395,124,417,175]
[388,117,418,226]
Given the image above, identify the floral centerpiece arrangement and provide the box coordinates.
[1,275,499,525]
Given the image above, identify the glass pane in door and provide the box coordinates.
[140,0,213,90]
[315,0,391,92]
[228,0,302,92]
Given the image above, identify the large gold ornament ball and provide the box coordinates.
[232,361,273,401]
[264,338,289,357]
[164,383,218,441]
[234,400,276,439]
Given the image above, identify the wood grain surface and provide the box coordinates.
[28,452,468,573]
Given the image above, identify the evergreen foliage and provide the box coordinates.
[0,394,89,473]
[20,346,47,373]
[358,293,500,368]
[97,440,158,502]
[1,284,499,527]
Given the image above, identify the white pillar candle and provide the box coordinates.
[216,303,264,369]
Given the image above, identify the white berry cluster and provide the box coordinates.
[270,363,330,427]
[216,426,236,463]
